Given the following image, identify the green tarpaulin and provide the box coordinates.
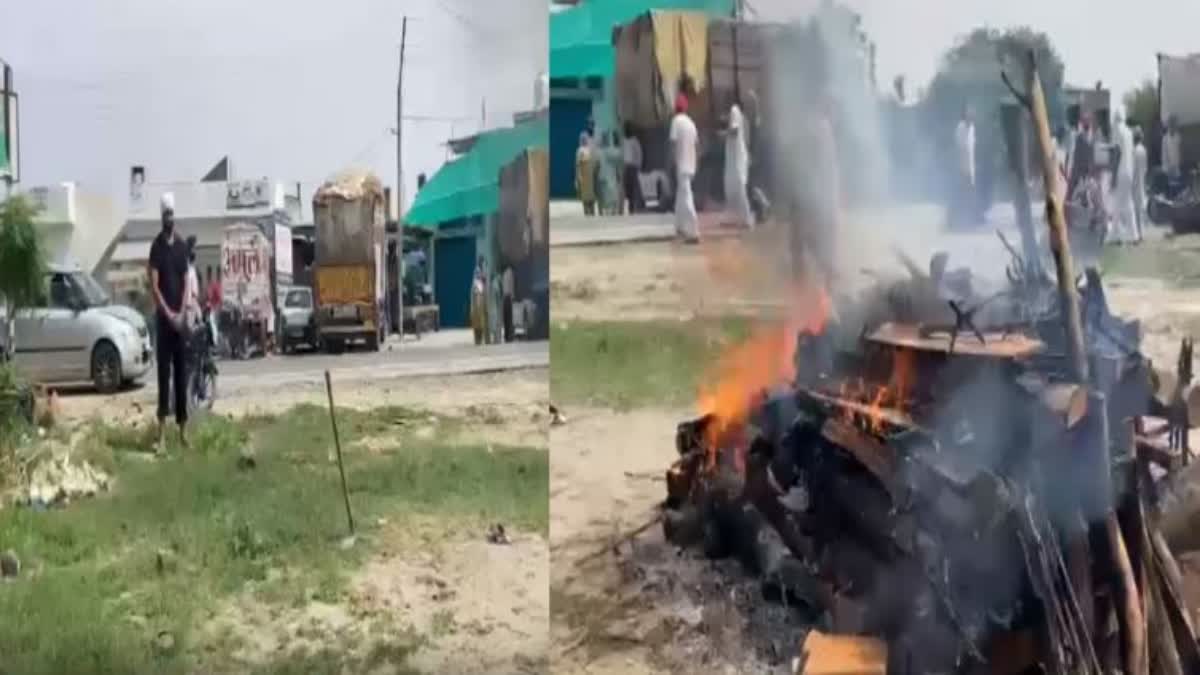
[405,116,548,229]
[550,0,735,80]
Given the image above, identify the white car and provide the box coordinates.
[4,264,153,393]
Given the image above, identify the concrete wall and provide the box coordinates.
[23,182,124,275]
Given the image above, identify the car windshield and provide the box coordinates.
[71,272,110,308]
[284,289,312,308]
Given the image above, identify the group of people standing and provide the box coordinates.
[575,123,642,217]
[469,257,516,346]
[1061,111,1150,245]
[574,88,759,245]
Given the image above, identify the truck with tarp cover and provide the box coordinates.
[312,170,387,352]
[496,147,550,340]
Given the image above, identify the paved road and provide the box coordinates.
[217,340,548,394]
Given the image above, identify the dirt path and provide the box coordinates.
[550,407,799,674]
[53,369,550,449]
[203,522,548,674]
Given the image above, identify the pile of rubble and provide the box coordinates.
[662,252,1200,674]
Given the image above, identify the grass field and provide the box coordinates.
[550,318,751,410]
[0,405,548,675]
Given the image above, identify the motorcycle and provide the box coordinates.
[187,309,218,416]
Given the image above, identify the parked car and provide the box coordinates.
[5,263,153,393]
[279,286,319,353]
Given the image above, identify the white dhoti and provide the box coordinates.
[724,164,753,228]
[1111,174,1136,244]
[1132,179,1146,241]
[675,171,699,241]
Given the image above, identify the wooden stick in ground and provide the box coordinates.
[1020,49,1088,384]
[324,370,356,537]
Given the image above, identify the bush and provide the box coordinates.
[0,362,33,439]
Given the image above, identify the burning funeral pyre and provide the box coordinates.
[661,252,1200,675]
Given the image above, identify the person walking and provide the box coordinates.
[621,123,645,213]
[1108,113,1137,245]
[952,105,977,228]
[575,132,596,216]
[147,193,190,452]
[669,93,700,243]
[1133,127,1148,242]
[720,100,754,229]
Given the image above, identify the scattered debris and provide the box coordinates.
[156,548,177,576]
[0,549,19,579]
[487,523,511,545]
[549,404,567,426]
[237,447,257,471]
[26,452,111,507]
[153,630,176,655]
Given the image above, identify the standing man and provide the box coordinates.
[669,93,700,243]
[1163,115,1183,182]
[1068,115,1095,203]
[621,123,645,214]
[1133,127,1148,242]
[1109,112,1137,245]
[952,105,977,228]
[720,100,753,229]
[502,266,515,342]
[147,193,190,451]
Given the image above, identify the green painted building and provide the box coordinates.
[405,114,548,328]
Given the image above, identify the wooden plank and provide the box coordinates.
[795,630,886,675]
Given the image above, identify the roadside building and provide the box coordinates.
[405,113,547,329]
[97,162,304,310]
[20,182,124,276]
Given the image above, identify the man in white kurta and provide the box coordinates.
[1132,128,1148,243]
[723,102,753,228]
[1109,113,1137,245]
[669,94,700,243]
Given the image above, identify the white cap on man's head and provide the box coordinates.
[160,192,175,213]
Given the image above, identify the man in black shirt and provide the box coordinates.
[147,193,190,450]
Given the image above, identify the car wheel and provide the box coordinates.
[92,340,123,394]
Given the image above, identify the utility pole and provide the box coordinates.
[396,16,407,342]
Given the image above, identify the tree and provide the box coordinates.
[0,195,46,359]
[922,27,1067,209]
[1123,78,1158,132]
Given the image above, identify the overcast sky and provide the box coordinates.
[755,0,1199,104]
[5,0,1194,209]
[0,0,546,209]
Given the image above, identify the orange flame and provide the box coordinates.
[697,285,832,466]
[839,349,915,434]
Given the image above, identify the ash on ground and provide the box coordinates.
[617,531,814,675]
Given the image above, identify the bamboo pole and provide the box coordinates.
[324,370,356,537]
[1019,51,1088,383]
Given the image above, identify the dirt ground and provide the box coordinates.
[549,228,1200,673]
[550,408,803,675]
[202,522,549,674]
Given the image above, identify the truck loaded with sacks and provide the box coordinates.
[312,170,388,352]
